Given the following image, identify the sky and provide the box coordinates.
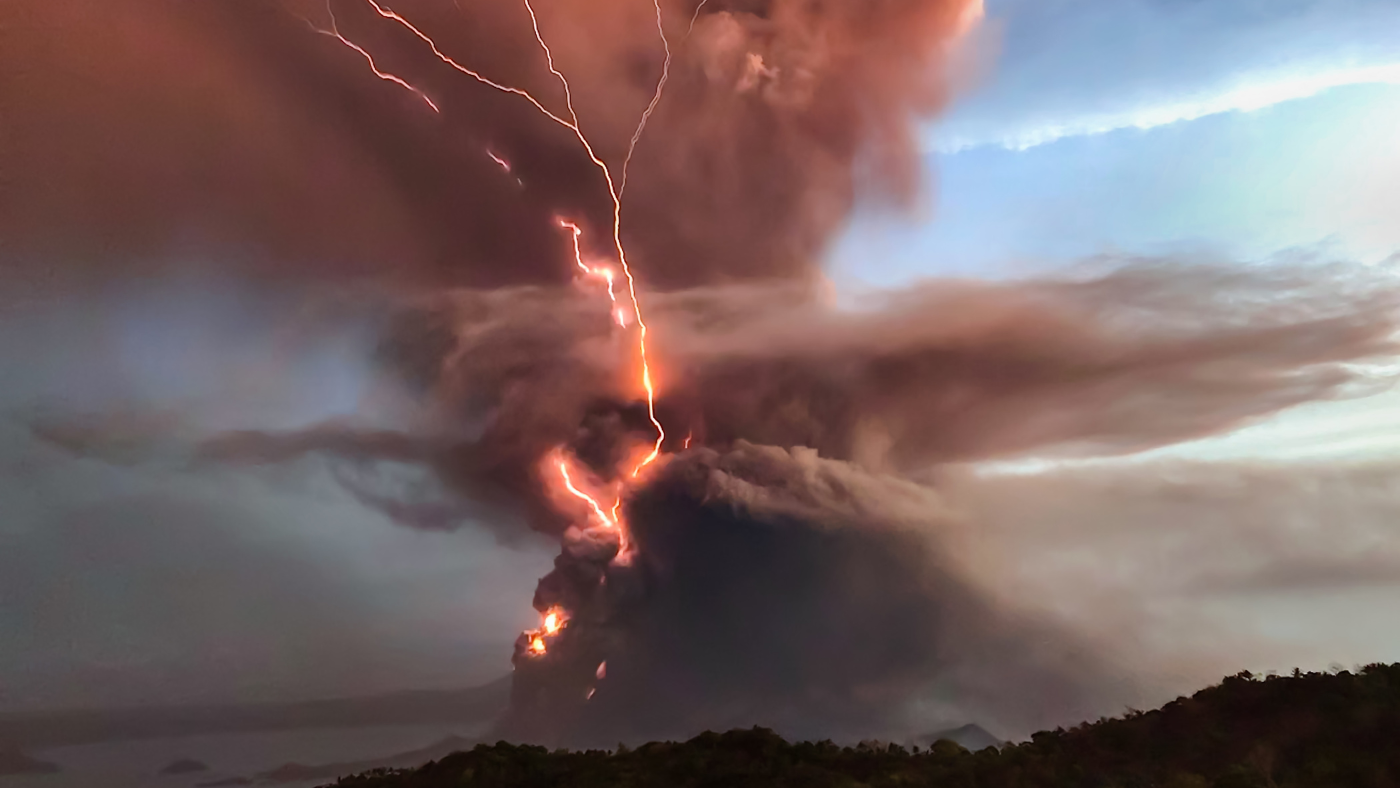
[836,0,1400,282]
[833,0,1400,696]
[3,0,1400,720]
[835,0,1400,462]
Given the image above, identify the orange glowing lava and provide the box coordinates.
[523,607,568,657]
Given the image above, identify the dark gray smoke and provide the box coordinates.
[498,442,1118,744]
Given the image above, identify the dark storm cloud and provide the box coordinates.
[0,491,377,708]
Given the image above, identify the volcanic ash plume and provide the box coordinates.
[498,442,1112,746]
[162,261,1400,742]
[12,0,1400,747]
[0,0,979,291]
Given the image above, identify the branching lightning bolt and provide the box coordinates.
[360,0,583,131]
[355,0,666,475]
[561,219,624,326]
[319,0,679,544]
[684,0,709,40]
[619,0,674,197]
[313,2,440,112]
[558,456,617,529]
[521,0,664,478]
[313,0,698,670]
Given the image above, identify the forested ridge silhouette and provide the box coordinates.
[327,663,1400,788]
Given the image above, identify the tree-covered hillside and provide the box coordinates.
[328,663,1400,788]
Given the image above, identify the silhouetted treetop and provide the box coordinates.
[328,663,1400,788]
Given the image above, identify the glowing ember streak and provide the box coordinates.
[619,0,674,196]
[558,457,616,529]
[596,661,607,679]
[683,431,692,449]
[312,3,439,112]
[522,0,665,476]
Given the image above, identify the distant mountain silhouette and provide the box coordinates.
[0,747,59,776]
[0,676,510,750]
[159,757,211,775]
[257,735,479,784]
[913,723,1003,751]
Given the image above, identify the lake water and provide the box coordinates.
[2,723,484,788]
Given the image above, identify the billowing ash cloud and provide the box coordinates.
[182,262,1400,536]
[1,0,972,292]
[10,0,1400,746]
[28,258,1400,737]
[498,443,1118,744]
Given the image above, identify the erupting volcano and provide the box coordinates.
[15,0,1400,751]
[284,0,1000,744]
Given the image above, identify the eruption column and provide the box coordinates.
[357,0,667,473]
[521,0,666,476]
[317,0,682,662]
